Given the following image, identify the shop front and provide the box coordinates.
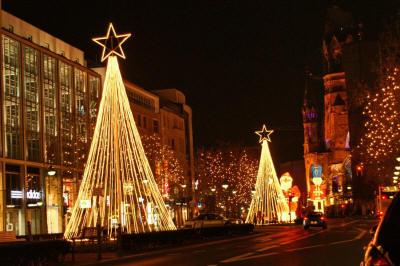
[2,163,64,235]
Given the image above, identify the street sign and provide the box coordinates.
[80,199,91,209]
[311,165,322,178]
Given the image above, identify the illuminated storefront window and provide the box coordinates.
[45,169,62,234]
[25,167,42,235]
[5,164,24,235]
[62,170,76,227]
[24,46,41,161]
[3,36,21,159]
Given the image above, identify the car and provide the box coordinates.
[361,192,400,266]
[184,213,230,229]
[303,212,327,230]
[228,218,244,224]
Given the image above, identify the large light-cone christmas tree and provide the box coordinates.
[246,125,290,224]
[64,23,176,239]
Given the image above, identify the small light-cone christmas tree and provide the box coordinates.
[64,23,176,239]
[246,125,290,224]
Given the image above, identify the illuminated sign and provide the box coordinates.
[80,199,91,209]
[27,189,41,200]
[11,190,23,199]
[311,165,322,178]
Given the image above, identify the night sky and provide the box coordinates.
[3,1,398,164]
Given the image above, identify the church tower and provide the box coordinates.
[302,71,320,155]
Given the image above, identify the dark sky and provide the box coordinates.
[3,0,398,164]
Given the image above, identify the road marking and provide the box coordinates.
[287,243,325,252]
[192,249,206,254]
[255,238,272,243]
[356,229,367,240]
[256,244,278,252]
[221,252,279,263]
[279,230,325,245]
[220,252,256,263]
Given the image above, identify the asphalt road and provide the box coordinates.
[100,218,377,266]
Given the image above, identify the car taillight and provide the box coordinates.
[320,217,325,221]
[303,217,308,220]
[370,257,391,266]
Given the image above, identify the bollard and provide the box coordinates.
[97,223,102,261]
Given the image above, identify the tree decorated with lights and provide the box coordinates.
[64,23,176,239]
[197,148,257,208]
[141,134,185,197]
[357,20,400,181]
[246,125,289,224]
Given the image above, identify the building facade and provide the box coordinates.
[0,10,101,235]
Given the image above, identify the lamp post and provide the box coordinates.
[47,166,56,176]
[221,180,229,217]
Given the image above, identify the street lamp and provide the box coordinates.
[47,166,56,176]
[221,181,229,217]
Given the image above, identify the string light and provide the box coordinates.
[358,67,400,177]
[197,149,258,207]
[64,25,175,239]
[141,134,185,197]
[246,125,290,224]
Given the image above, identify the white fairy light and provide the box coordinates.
[246,124,290,224]
[64,24,175,239]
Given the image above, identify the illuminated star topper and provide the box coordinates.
[93,23,132,62]
[255,124,274,143]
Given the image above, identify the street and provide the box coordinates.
[97,218,376,266]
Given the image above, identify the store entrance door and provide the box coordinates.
[26,208,41,235]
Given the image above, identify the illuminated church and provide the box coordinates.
[302,6,355,214]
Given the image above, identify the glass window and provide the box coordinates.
[89,75,100,138]
[153,120,159,133]
[59,62,74,166]
[74,68,88,168]
[3,36,21,159]
[143,116,147,128]
[24,46,41,161]
[6,172,22,207]
[43,54,58,164]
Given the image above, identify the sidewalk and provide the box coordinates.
[62,232,264,265]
